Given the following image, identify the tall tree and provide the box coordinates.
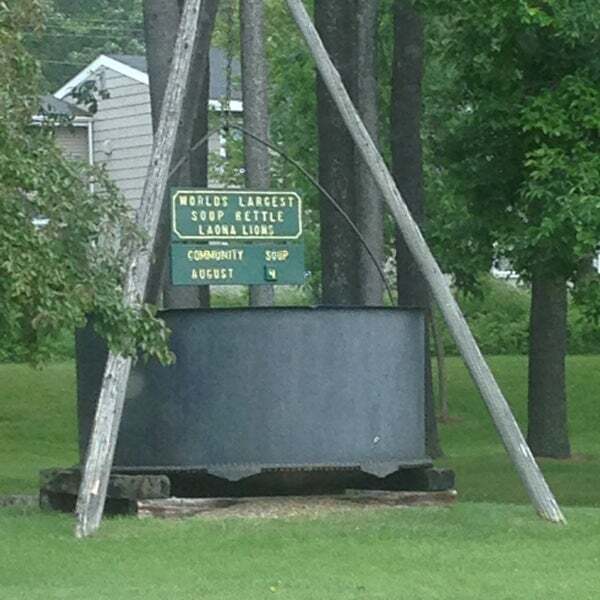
[392,0,442,458]
[143,0,219,308]
[315,0,384,305]
[240,0,274,306]
[354,0,385,306]
[428,1,600,457]
[315,0,359,305]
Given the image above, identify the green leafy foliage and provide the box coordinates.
[433,277,600,356]
[0,1,172,365]
[426,0,600,297]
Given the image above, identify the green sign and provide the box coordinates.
[171,189,302,241]
[171,243,305,286]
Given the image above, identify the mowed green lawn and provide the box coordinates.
[1,356,600,599]
[2,503,600,600]
[437,355,600,507]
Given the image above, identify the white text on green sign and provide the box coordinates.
[171,243,305,286]
[172,189,302,241]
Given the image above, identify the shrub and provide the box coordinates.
[434,276,600,356]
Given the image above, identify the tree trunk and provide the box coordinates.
[354,0,384,306]
[527,270,571,458]
[189,60,211,191]
[392,0,426,302]
[144,0,182,130]
[163,52,213,309]
[143,0,218,308]
[240,0,274,307]
[315,0,360,305]
[315,0,384,306]
[392,0,442,458]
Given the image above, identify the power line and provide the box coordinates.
[46,16,144,26]
[40,59,93,67]
[25,31,144,40]
[43,23,144,33]
[43,23,143,32]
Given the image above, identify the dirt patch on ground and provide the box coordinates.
[200,497,369,520]
[138,491,457,520]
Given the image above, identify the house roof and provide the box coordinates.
[105,54,148,74]
[106,49,242,100]
[54,48,242,109]
[38,94,90,118]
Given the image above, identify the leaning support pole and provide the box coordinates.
[75,0,207,538]
[285,0,565,524]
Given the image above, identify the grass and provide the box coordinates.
[436,355,600,507]
[1,356,600,599]
[0,362,78,494]
[2,503,600,599]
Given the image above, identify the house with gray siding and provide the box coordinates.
[35,95,93,165]
[39,50,242,211]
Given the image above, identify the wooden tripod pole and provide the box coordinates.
[75,0,208,538]
[285,0,565,524]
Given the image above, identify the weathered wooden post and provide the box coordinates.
[75,0,210,538]
[285,0,565,523]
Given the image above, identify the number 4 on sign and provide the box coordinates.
[265,267,278,282]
